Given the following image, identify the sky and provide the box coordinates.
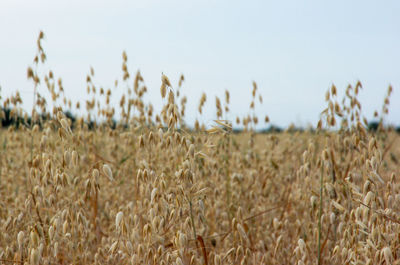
[0,0,399,128]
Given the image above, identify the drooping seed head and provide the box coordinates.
[103,164,114,182]
[17,231,24,249]
[115,211,124,231]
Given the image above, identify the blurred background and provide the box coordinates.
[0,0,399,129]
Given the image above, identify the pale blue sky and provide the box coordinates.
[1,0,399,127]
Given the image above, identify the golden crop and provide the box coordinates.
[0,31,398,265]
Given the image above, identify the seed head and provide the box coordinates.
[17,231,24,249]
[115,211,124,231]
[31,247,40,265]
[237,223,249,244]
[151,188,158,204]
[160,83,167,98]
[48,226,54,241]
[161,74,171,87]
[188,144,195,159]
[381,247,392,264]
[93,169,99,179]
[103,164,114,182]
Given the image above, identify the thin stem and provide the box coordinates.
[31,84,37,163]
[188,199,198,248]
[318,166,324,265]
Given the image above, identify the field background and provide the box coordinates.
[0,28,399,265]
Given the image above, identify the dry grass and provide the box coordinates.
[0,32,399,265]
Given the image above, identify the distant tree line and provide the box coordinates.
[0,107,399,133]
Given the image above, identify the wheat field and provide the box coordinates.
[0,32,399,265]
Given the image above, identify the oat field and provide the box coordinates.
[0,32,399,265]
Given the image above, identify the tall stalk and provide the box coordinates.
[317,166,324,265]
